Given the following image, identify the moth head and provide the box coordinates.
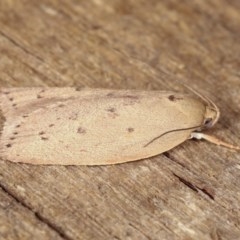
[203,104,220,129]
[185,87,220,130]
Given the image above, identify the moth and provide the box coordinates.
[0,88,238,165]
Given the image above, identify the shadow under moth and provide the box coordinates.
[0,88,239,165]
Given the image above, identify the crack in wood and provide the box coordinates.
[199,187,215,200]
[173,173,199,192]
[0,182,72,240]
[172,173,215,200]
[164,153,215,200]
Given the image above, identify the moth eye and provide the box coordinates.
[204,118,213,127]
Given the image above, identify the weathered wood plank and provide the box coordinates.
[0,0,240,239]
[0,186,64,240]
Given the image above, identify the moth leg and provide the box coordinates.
[191,132,240,150]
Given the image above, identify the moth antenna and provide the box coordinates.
[144,124,202,147]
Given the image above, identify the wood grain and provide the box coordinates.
[0,0,240,239]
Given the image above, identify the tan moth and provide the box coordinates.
[0,88,239,165]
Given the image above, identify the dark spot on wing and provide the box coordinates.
[168,95,175,101]
[13,132,18,135]
[91,24,101,30]
[106,92,141,107]
[3,92,10,95]
[107,111,119,118]
[69,113,78,120]
[65,144,70,149]
[16,125,21,128]
[80,149,87,152]
[77,127,86,134]
[40,89,45,93]
[106,92,115,97]
[6,144,12,148]
[168,95,183,102]
[106,107,116,112]
[127,127,134,133]
[57,117,61,120]
[39,131,45,135]
[23,115,28,118]
[75,87,83,91]
[12,103,17,107]
[10,137,15,140]
[9,97,14,101]
[58,104,65,108]
[49,124,55,127]
[106,92,139,100]
[37,94,43,99]
[41,137,48,141]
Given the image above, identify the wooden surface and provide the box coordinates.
[0,0,240,239]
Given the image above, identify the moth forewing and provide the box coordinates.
[0,88,237,165]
